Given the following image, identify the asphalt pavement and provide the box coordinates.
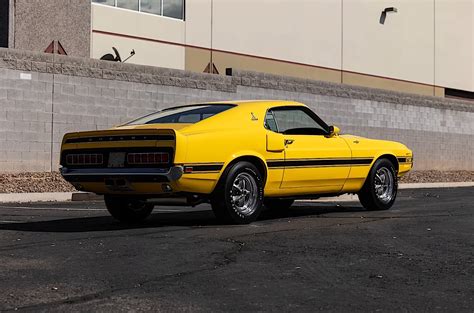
[0,187,473,312]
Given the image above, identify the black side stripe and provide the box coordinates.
[267,158,373,169]
[397,157,413,163]
[66,135,174,144]
[184,163,224,173]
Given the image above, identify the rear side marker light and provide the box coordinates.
[66,154,103,165]
[127,152,170,165]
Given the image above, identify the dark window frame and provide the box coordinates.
[264,106,330,136]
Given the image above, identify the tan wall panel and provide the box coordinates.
[185,0,212,48]
[210,50,341,82]
[434,86,445,98]
[343,72,436,96]
[435,0,474,91]
[211,0,342,69]
[186,47,441,95]
[185,47,211,73]
[343,0,434,85]
[92,33,185,69]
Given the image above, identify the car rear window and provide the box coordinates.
[125,104,235,125]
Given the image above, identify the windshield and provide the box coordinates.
[125,104,235,125]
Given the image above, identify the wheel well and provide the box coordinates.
[214,156,268,192]
[376,154,399,172]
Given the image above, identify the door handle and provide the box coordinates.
[284,139,295,145]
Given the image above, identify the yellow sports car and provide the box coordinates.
[60,100,413,224]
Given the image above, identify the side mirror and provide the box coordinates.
[328,125,340,137]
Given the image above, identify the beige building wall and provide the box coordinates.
[435,0,474,92]
[90,1,474,95]
[91,3,185,69]
[185,0,212,48]
[343,0,434,87]
[211,0,342,70]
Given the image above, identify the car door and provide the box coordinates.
[266,106,351,193]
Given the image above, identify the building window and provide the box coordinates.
[92,0,184,20]
[117,0,139,11]
[163,0,184,19]
[141,0,162,15]
[93,0,115,6]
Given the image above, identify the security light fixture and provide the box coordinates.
[380,7,398,24]
[384,7,398,13]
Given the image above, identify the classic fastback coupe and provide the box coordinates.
[60,100,413,224]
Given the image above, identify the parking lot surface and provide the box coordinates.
[0,188,472,312]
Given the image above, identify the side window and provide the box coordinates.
[264,111,279,132]
[271,107,328,135]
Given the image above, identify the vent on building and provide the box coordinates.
[44,41,67,55]
[203,62,219,74]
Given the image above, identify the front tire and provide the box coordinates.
[211,161,264,224]
[104,195,154,223]
[358,158,398,211]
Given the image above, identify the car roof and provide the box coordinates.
[165,100,306,111]
[211,100,304,107]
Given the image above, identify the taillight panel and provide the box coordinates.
[127,152,169,165]
[66,154,103,166]
[61,148,173,169]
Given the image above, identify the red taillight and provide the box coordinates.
[66,154,103,165]
[127,152,169,165]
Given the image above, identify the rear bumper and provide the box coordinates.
[60,166,184,183]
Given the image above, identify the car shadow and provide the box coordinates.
[0,203,365,233]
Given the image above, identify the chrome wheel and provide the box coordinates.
[374,167,394,204]
[230,172,258,217]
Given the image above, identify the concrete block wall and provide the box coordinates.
[0,48,473,172]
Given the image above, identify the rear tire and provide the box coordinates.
[358,158,398,211]
[104,195,154,223]
[264,198,294,211]
[211,161,264,224]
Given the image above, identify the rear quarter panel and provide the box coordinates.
[174,105,284,194]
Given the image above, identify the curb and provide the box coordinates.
[399,182,474,189]
[0,192,73,203]
[0,192,103,204]
[0,182,472,204]
[71,192,103,201]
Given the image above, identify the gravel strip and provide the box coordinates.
[399,170,474,184]
[0,172,75,193]
[0,171,472,193]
